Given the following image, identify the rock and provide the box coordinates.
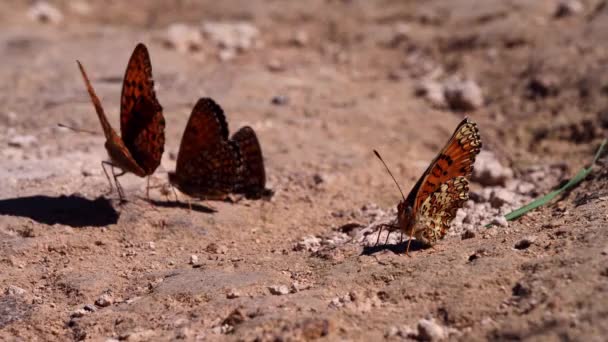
[472,151,513,186]
[206,243,227,254]
[84,304,96,312]
[271,95,289,106]
[290,281,312,293]
[8,134,38,148]
[490,216,509,228]
[218,49,236,61]
[415,80,447,108]
[71,308,88,318]
[95,293,113,307]
[443,79,484,111]
[189,254,199,265]
[515,236,536,250]
[226,289,240,299]
[291,30,309,47]
[489,188,515,208]
[294,235,322,252]
[27,2,63,24]
[268,285,290,295]
[222,308,246,326]
[312,173,325,185]
[461,229,476,240]
[527,74,560,98]
[165,23,203,53]
[202,21,260,51]
[267,59,285,72]
[5,285,26,296]
[417,318,447,341]
[555,0,584,18]
[148,242,156,250]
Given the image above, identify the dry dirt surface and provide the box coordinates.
[2,1,608,341]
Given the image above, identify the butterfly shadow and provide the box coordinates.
[361,240,428,256]
[0,195,118,228]
[147,199,217,214]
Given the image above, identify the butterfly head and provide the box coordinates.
[397,201,415,232]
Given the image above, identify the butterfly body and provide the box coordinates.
[169,98,266,200]
[379,118,481,251]
[77,43,165,200]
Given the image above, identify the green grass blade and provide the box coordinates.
[485,138,607,228]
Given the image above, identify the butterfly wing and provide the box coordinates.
[407,118,481,213]
[77,60,146,176]
[414,176,469,245]
[120,43,165,175]
[231,126,266,197]
[172,98,240,198]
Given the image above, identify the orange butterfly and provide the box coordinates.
[77,43,165,202]
[375,118,482,255]
[168,98,266,200]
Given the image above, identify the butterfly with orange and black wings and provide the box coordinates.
[375,118,482,255]
[168,98,266,200]
[77,43,165,202]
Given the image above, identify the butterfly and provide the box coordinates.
[374,118,482,255]
[168,97,266,201]
[77,43,165,202]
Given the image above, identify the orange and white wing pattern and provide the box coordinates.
[413,176,469,246]
[411,118,481,213]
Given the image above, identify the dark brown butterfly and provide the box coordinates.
[375,118,482,255]
[168,98,266,200]
[77,43,165,202]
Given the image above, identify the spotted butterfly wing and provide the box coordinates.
[119,43,165,175]
[413,176,469,246]
[410,118,481,212]
[168,98,241,199]
[232,126,266,197]
[397,118,481,250]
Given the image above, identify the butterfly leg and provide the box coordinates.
[110,166,127,203]
[405,229,415,257]
[101,161,115,195]
[172,186,179,202]
[384,230,391,245]
[375,226,383,246]
[146,176,151,200]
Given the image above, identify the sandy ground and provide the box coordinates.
[1,0,608,341]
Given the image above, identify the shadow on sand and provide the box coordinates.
[0,195,118,228]
[147,199,217,214]
[361,240,427,255]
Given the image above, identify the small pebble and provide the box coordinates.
[189,254,199,265]
[8,135,38,148]
[95,293,113,307]
[27,1,63,24]
[461,229,476,240]
[291,30,309,47]
[271,95,289,106]
[268,285,290,295]
[5,285,26,296]
[490,216,509,228]
[443,78,484,111]
[70,309,88,318]
[417,318,447,341]
[206,243,227,254]
[515,236,536,250]
[165,23,203,53]
[226,289,240,299]
[555,0,584,18]
[148,242,156,250]
[267,59,285,72]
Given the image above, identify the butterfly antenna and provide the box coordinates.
[57,123,98,135]
[373,149,406,202]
